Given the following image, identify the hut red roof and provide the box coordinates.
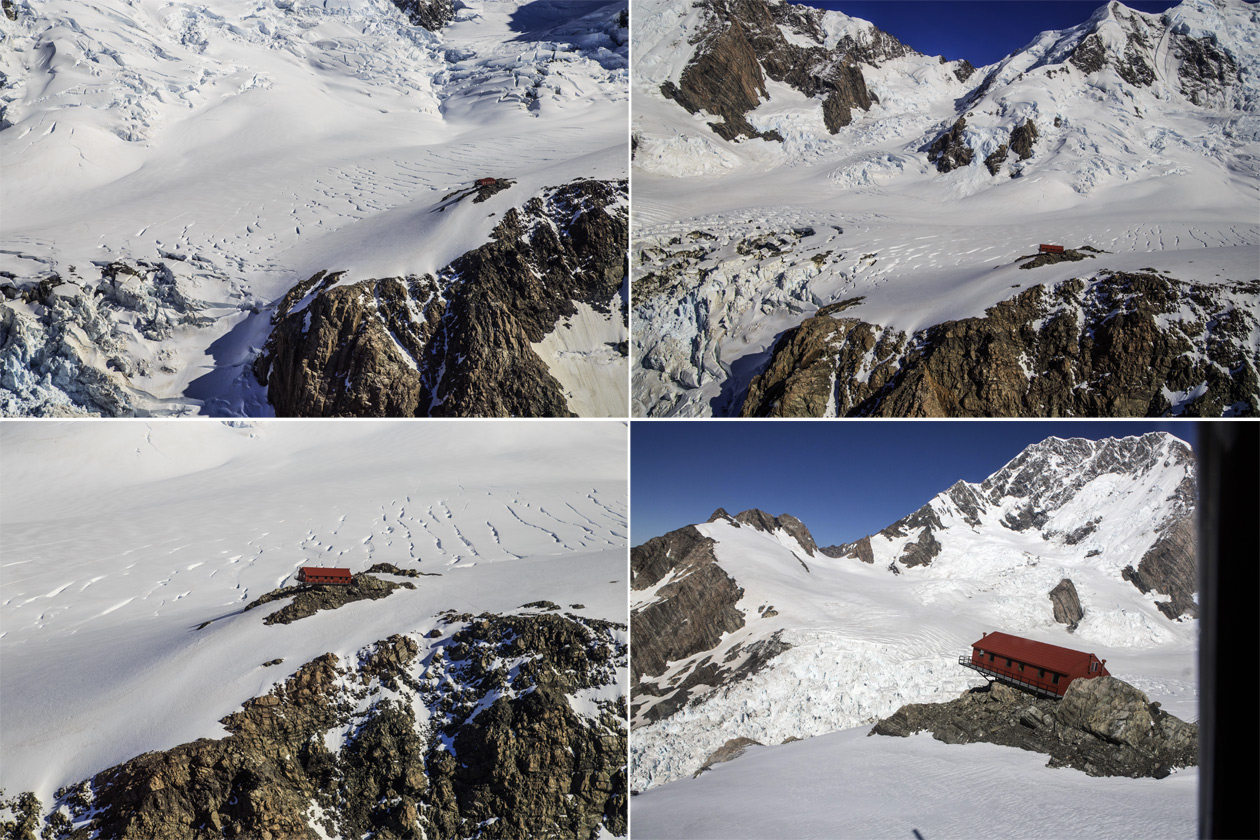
[973,631,1099,675]
[298,567,352,584]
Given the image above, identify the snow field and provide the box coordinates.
[631,727,1197,839]
[0,419,628,804]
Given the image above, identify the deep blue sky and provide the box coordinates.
[807,1,1183,67]
[631,421,1197,546]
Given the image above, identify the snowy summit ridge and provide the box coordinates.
[630,432,1198,791]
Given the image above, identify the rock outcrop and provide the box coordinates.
[630,527,745,707]
[389,0,454,31]
[1009,119,1038,160]
[927,116,974,173]
[1049,578,1084,631]
[26,612,627,839]
[693,737,763,777]
[871,676,1196,779]
[630,520,798,724]
[255,179,628,417]
[1122,495,1198,619]
[660,0,911,141]
[241,571,418,625]
[739,272,1259,417]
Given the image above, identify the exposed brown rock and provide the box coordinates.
[660,0,893,141]
[41,613,627,840]
[631,538,745,686]
[256,180,627,418]
[1009,119,1039,160]
[242,572,415,625]
[389,0,454,31]
[740,272,1259,418]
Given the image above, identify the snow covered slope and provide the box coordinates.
[631,727,1197,839]
[0,0,629,417]
[0,419,628,836]
[631,0,1260,417]
[630,432,1197,791]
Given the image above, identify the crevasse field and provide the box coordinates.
[0,420,628,806]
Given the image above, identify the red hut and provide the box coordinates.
[959,631,1109,699]
[1038,243,1065,254]
[475,177,497,187]
[297,567,353,586]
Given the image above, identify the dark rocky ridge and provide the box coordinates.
[660,0,921,141]
[20,612,627,839]
[630,518,800,725]
[255,179,627,417]
[872,676,1196,779]
[739,272,1259,418]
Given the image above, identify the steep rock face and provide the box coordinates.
[1049,578,1085,631]
[1123,509,1198,619]
[255,179,628,418]
[630,527,745,692]
[1009,119,1039,160]
[31,613,627,839]
[660,0,905,141]
[872,676,1196,779]
[739,272,1259,418]
[820,534,874,563]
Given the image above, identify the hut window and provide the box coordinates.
[988,653,995,662]
[1091,661,1098,672]
[1017,662,1024,672]
[1052,674,1060,684]
[1005,658,1012,667]
[1038,669,1045,678]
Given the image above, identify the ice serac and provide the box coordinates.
[255,179,628,417]
[659,0,913,140]
[740,273,1260,418]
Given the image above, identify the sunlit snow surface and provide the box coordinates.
[0,0,628,414]
[631,728,1197,839]
[630,0,1260,416]
[0,419,628,804]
